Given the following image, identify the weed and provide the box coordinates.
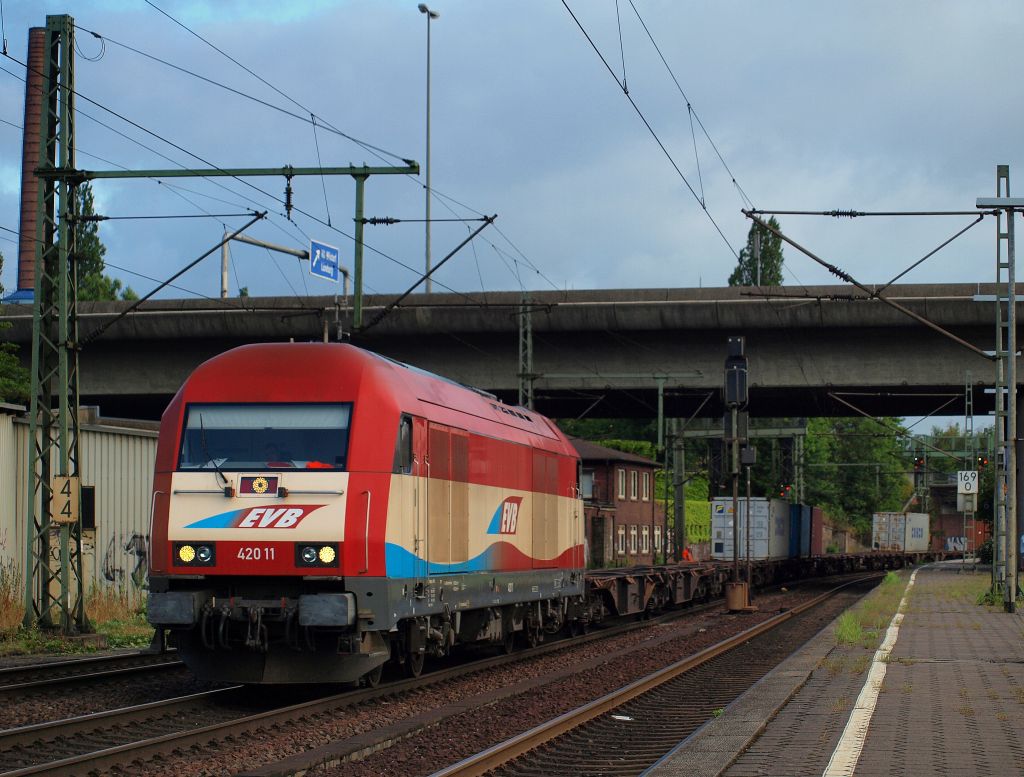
[712,708,725,718]
[835,612,863,645]
[0,560,25,635]
[902,683,913,694]
[850,656,871,675]
[821,657,846,678]
[830,697,850,713]
[958,705,975,717]
[997,712,1009,722]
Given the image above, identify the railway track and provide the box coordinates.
[0,651,183,697]
[0,575,871,776]
[433,575,880,777]
[0,595,723,776]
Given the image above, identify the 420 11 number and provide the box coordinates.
[236,546,275,561]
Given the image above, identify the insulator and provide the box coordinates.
[826,209,862,219]
[284,177,293,219]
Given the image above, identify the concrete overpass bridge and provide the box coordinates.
[0,283,1011,422]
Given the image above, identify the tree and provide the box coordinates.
[74,183,138,301]
[802,417,911,534]
[728,216,784,287]
[0,252,30,403]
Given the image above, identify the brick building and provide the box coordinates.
[571,438,666,568]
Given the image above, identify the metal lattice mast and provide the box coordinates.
[964,371,976,562]
[518,294,534,409]
[988,165,1014,606]
[23,15,88,632]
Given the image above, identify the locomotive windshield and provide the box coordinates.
[179,403,351,471]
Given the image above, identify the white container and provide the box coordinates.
[872,512,929,552]
[710,497,792,560]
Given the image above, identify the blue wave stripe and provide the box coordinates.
[386,542,497,576]
[184,509,243,529]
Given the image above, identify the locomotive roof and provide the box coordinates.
[167,342,575,457]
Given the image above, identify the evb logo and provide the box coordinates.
[487,496,524,535]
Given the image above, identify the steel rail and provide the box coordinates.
[0,651,183,696]
[431,574,883,777]
[0,686,239,751]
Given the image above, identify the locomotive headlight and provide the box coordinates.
[318,545,336,564]
[301,546,318,564]
[178,545,196,563]
[196,545,213,563]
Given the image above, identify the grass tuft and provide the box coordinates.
[0,560,25,635]
[835,612,863,645]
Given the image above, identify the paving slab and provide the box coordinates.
[645,564,1024,777]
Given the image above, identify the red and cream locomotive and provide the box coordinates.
[147,343,585,684]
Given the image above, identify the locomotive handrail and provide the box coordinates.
[173,489,229,495]
[360,490,372,573]
[149,490,165,573]
[285,489,346,495]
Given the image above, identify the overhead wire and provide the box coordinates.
[310,115,332,227]
[561,0,739,260]
[99,12,562,295]
[139,2,413,166]
[626,0,753,210]
[69,20,554,297]
[561,3,832,418]
[3,51,484,307]
[0,59,316,297]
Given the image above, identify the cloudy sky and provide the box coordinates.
[1,1,1022,303]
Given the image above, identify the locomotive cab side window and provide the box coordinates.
[178,403,352,471]
[393,415,414,474]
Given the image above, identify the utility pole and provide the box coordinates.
[977,166,1019,612]
[724,336,752,611]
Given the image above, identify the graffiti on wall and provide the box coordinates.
[103,533,150,589]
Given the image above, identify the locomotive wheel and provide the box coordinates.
[405,648,425,678]
[363,663,383,688]
[525,626,540,648]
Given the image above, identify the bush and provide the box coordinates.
[977,538,993,564]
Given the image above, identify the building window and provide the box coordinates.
[617,469,626,500]
[629,525,638,554]
[617,525,626,554]
[642,471,651,501]
[581,469,594,499]
[630,470,638,501]
[642,526,650,554]
[654,525,662,551]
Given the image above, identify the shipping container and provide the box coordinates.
[786,503,802,560]
[872,512,930,552]
[711,497,792,560]
[809,506,825,556]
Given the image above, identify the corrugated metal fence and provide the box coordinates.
[0,405,157,604]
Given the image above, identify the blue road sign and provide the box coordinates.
[309,240,340,282]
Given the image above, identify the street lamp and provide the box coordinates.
[418,3,439,293]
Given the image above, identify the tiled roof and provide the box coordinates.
[570,437,658,466]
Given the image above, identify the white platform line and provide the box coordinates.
[822,568,920,777]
